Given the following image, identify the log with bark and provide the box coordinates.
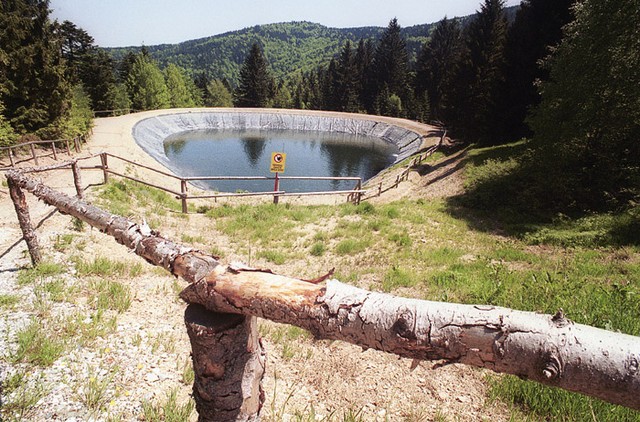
[5,169,640,411]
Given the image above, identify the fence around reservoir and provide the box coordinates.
[0,137,85,169]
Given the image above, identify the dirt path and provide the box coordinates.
[0,112,511,421]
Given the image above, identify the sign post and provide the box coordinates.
[270,152,287,204]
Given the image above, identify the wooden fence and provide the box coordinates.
[5,169,640,421]
[92,108,139,117]
[366,130,446,200]
[0,137,85,169]
[10,151,367,212]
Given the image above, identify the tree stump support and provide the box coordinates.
[100,153,109,184]
[185,305,265,422]
[7,176,41,265]
[71,161,84,199]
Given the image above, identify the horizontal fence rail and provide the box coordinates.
[0,137,86,169]
[99,153,366,211]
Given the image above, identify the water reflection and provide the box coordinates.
[163,129,397,193]
[241,136,267,167]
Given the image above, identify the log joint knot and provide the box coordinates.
[542,354,563,380]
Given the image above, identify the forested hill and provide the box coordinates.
[106,21,437,83]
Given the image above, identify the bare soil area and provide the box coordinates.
[0,111,512,421]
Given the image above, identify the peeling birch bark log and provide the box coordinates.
[180,269,640,411]
[7,176,42,265]
[6,170,640,411]
[185,305,265,422]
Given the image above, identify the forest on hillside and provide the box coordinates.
[0,0,638,218]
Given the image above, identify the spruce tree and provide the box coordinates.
[82,49,118,111]
[234,43,274,108]
[334,41,359,113]
[500,0,574,140]
[354,39,376,113]
[415,18,465,123]
[372,18,410,117]
[0,0,70,135]
[459,0,508,144]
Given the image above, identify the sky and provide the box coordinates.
[50,0,522,48]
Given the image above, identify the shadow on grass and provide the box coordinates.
[442,141,640,247]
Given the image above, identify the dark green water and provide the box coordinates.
[163,129,398,193]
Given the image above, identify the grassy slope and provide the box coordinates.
[95,143,640,421]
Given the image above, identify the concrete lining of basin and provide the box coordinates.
[132,108,431,177]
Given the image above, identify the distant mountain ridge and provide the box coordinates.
[106,7,517,85]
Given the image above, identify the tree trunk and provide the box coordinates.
[179,267,640,411]
[6,170,640,411]
[7,176,41,265]
[185,305,265,421]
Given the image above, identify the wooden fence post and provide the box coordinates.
[74,137,80,153]
[7,177,41,265]
[29,143,39,166]
[66,139,72,156]
[181,179,188,214]
[8,146,15,167]
[185,305,265,422]
[100,153,109,184]
[51,141,58,160]
[71,161,84,199]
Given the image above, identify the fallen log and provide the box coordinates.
[6,169,640,411]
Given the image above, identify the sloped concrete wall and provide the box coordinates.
[132,110,423,176]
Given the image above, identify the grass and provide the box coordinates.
[141,388,195,422]
[97,179,186,216]
[0,293,20,309]
[89,279,132,313]
[0,371,50,421]
[74,256,143,278]
[79,369,115,412]
[10,319,66,366]
[199,197,638,419]
[16,261,65,285]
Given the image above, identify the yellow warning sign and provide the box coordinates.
[270,152,287,173]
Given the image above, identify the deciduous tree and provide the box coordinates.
[126,54,170,110]
[528,0,640,210]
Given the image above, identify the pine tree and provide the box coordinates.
[500,0,574,140]
[354,39,376,113]
[334,41,359,113]
[57,20,95,85]
[456,0,508,144]
[415,18,465,123]
[0,0,71,136]
[372,18,410,117]
[234,43,274,108]
[82,49,118,111]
